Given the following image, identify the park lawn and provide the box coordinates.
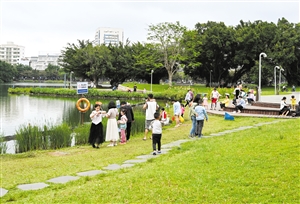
[123,82,296,96]
[1,116,299,203]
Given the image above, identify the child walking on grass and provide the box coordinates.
[118,109,128,144]
[149,112,163,155]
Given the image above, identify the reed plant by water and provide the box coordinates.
[48,123,72,149]
[15,124,44,153]
[73,124,90,145]
[15,122,73,153]
[0,133,7,154]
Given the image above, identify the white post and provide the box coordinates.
[150,69,154,92]
[279,67,284,92]
[274,66,280,95]
[70,71,74,89]
[258,52,267,101]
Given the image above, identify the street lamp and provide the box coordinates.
[150,69,154,92]
[70,71,74,89]
[209,70,213,88]
[258,52,267,101]
[274,66,280,95]
[279,67,284,92]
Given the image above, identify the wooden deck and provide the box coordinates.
[206,102,297,118]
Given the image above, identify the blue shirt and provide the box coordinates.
[195,105,208,121]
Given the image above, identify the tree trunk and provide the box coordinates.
[168,70,173,87]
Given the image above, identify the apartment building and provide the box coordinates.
[0,42,25,65]
[30,53,61,70]
[93,27,124,46]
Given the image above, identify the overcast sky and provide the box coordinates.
[1,0,299,57]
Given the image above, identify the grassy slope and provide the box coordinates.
[1,116,299,203]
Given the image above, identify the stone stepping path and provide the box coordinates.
[77,170,107,177]
[17,183,49,191]
[47,176,80,184]
[0,120,282,197]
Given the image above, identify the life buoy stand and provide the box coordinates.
[76,98,91,113]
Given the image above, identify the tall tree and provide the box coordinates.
[132,42,167,84]
[82,44,112,87]
[59,40,91,79]
[270,18,300,86]
[106,40,135,86]
[147,21,187,86]
[233,20,277,86]
[45,64,60,79]
[0,60,17,82]
[183,21,236,86]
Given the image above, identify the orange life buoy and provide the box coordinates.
[76,98,91,112]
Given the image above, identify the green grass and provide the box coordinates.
[1,115,299,203]
[123,82,296,96]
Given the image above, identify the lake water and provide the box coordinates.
[0,83,86,137]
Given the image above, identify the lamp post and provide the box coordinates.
[258,52,267,101]
[209,70,213,88]
[279,67,284,93]
[150,69,154,92]
[70,71,74,89]
[274,66,280,95]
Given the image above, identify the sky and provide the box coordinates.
[0,0,299,57]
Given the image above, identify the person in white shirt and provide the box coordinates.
[279,97,290,116]
[172,99,181,127]
[88,103,106,148]
[149,112,163,155]
[210,87,220,110]
[143,93,159,140]
[184,89,192,107]
[247,91,256,105]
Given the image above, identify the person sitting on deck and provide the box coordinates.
[279,97,290,116]
[247,90,256,105]
[219,93,230,111]
[233,95,246,113]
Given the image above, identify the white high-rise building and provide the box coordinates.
[0,42,25,65]
[30,53,61,70]
[94,27,124,46]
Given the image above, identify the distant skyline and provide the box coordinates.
[1,0,299,57]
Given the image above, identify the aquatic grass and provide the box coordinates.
[48,123,72,149]
[0,132,7,154]
[15,124,43,153]
[73,123,90,145]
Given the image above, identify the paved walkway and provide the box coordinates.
[0,120,282,197]
[260,91,300,103]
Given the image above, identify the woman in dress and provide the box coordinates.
[105,101,120,146]
[88,103,106,148]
